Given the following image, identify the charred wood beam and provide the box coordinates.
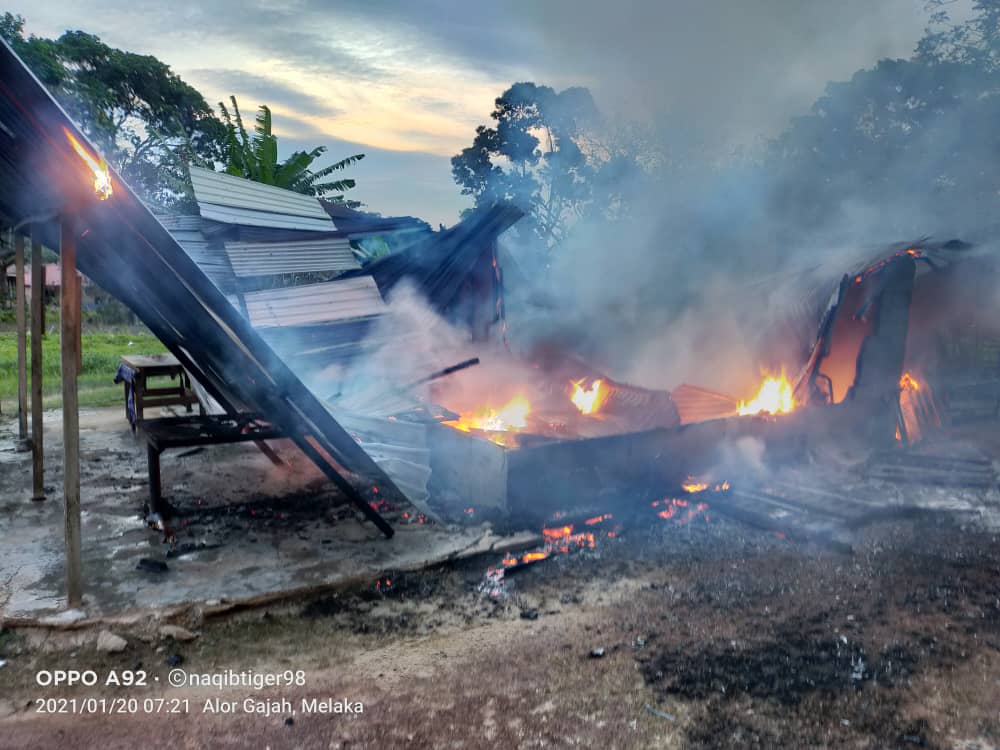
[848,257,916,444]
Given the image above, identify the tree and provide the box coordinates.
[1,14,225,208]
[218,96,364,205]
[452,82,628,253]
[762,1,1000,241]
[917,0,1000,69]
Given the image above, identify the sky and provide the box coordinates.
[7,0,946,226]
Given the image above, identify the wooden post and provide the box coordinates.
[15,231,28,443]
[0,240,6,310]
[30,227,45,501]
[60,218,83,607]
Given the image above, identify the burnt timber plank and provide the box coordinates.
[705,489,852,551]
[865,450,994,488]
[0,40,407,537]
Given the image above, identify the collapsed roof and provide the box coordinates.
[342,204,523,318]
[0,38,413,536]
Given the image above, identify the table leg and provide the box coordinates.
[123,381,131,427]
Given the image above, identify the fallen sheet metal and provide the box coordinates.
[0,39,408,537]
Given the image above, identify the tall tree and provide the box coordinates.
[763,1,1000,240]
[218,96,364,205]
[452,83,628,253]
[1,13,225,208]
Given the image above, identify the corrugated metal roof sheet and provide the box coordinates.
[320,200,431,235]
[671,384,738,424]
[225,237,360,277]
[259,318,379,372]
[196,203,336,231]
[189,167,336,232]
[157,214,237,293]
[334,411,432,509]
[156,214,202,232]
[244,275,386,329]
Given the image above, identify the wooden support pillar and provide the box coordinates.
[30,227,45,501]
[15,231,28,444]
[60,218,83,607]
[0,240,6,309]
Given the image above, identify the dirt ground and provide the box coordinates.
[3,508,1000,749]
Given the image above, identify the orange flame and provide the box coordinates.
[900,372,920,392]
[737,370,796,416]
[542,525,573,541]
[570,379,607,415]
[681,478,708,493]
[63,128,112,200]
[500,526,598,569]
[444,395,531,440]
[520,551,549,563]
[656,497,709,524]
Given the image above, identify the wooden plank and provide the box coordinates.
[29,228,44,502]
[15,232,27,442]
[139,388,198,399]
[60,218,82,606]
[0,238,5,310]
[119,353,181,369]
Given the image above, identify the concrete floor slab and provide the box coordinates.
[0,408,515,621]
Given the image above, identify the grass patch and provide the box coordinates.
[0,331,166,411]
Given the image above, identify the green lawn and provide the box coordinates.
[0,331,166,412]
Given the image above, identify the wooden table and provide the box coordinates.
[117,353,201,430]
[141,414,285,519]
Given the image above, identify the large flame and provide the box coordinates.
[737,371,796,416]
[681,478,709,493]
[63,128,112,200]
[443,395,531,438]
[570,378,606,415]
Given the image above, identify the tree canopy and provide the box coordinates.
[762,0,1000,240]
[1,13,224,207]
[1,13,364,210]
[218,97,364,205]
[451,82,643,254]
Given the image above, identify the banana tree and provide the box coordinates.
[218,96,364,204]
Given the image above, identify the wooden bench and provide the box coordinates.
[141,414,286,519]
[116,353,201,431]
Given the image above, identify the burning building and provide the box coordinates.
[2,27,997,558]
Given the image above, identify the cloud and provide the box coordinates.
[7,0,954,225]
[278,131,470,226]
[188,69,340,118]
